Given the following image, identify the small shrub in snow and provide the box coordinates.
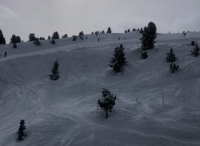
[190,42,200,57]
[50,60,60,80]
[97,88,117,118]
[109,44,127,73]
[17,120,27,141]
[166,47,176,62]
[169,63,179,73]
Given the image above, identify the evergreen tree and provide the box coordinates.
[140,22,157,50]
[166,47,176,62]
[107,27,112,33]
[33,38,41,46]
[72,35,77,41]
[50,60,60,80]
[97,88,116,118]
[62,34,68,38]
[10,35,17,44]
[191,42,200,56]
[29,33,36,41]
[0,29,6,44]
[102,30,105,33]
[17,120,27,141]
[109,44,127,73]
[127,29,130,32]
[48,36,51,40]
[79,31,84,40]
[16,36,21,43]
[132,28,136,31]
[52,31,60,39]
[125,30,127,33]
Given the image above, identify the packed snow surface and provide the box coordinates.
[0,32,200,146]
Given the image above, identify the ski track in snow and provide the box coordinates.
[0,32,200,146]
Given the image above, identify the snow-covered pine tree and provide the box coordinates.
[109,44,127,73]
[97,88,117,118]
[17,120,27,141]
[166,47,176,62]
[140,22,157,50]
[50,60,60,80]
[190,42,200,57]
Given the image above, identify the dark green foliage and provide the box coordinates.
[95,31,99,36]
[72,35,77,41]
[169,63,179,73]
[132,28,136,31]
[91,32,94,34]
[79,31,84,40]
[17,120,27,141]
[127,29,130,32]
[125,30,127,33]
[39,37,45,40]
[191,41,195,46]
[13,43,17,48]
[97,88,116,118]
[140,22,157,50]
[48,36,51,40]
[140,28,143,33]
[50,60,59,80]
[62,34,68,38]
[52,31,60,39]
[33,38,42,46]
[50,39,56,44]
[191,42,200,56]
[109,44,127,73]
[10,35,21,44]
[29,33,36,41]
[107,27,112,33]
[102,30,105,33]
[0,30,6,44]
[166,48,176,62]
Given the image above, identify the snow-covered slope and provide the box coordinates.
[0,31,200,146]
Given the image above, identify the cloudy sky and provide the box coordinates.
[0,0,200,43]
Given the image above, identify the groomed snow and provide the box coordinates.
[0,31,200,146]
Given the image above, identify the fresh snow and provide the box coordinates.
[0,32,200,146]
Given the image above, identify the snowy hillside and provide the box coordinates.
[1,31,200,146]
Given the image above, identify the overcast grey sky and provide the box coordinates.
[0,0,200,43]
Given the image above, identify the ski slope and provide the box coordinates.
[0,31,200,146]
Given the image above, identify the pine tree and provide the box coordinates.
[17,120,27,141]
[127,29,130,32]
[0,29,6,44]
[140,22,157,50]
[107,27,112,33]
[97,88,116,118]
[109,44,127,73]
[169,63,179,73]
[166,47,176,62]
[48,36,51,40]
[29,33,36,41]
[79,31,84,40]
[191,42,200,56]
[62,34,68,38]
[52,31,60,39]
[50,60,60,80]
[16,36,21,43]
[10,35,17,44]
